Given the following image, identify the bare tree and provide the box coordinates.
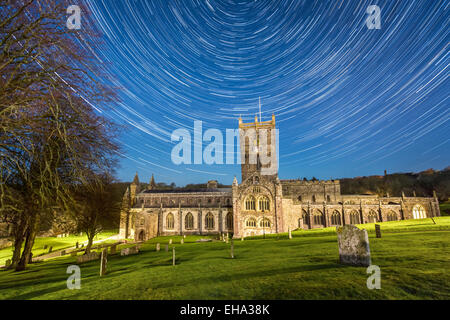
[68,173,122,254]
[0,1,120,270]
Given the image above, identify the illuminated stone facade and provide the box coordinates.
[119,116,440,241]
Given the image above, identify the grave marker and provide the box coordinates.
[100,248,107,276]
[375,224,381,238]
[336,225,371,267]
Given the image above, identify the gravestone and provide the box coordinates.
[100,248,107,276]
[230,239,234,259]
[336,225,371,267]
[76,242,79,249]
[5,259,11,267]
[48,246,53,253]
[288,228,292,239]
[110,244,117,255]
[183,235,186,239]
[120,246,139,256]
[169,239,172,245]
[180,238,184,244]
[375,224,381,238]
[43,244,47,250]
[81,243,84,248]
[156,243,160,251]
[241,236,244,241]
[165,244,169,252]
[71,251,77,257]
[195,239,212,242]
[76,252,99,264]
[60,250,66,256]
[172,247,176,266]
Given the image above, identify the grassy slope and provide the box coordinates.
[0,230,118,265]
[0,218,449,300]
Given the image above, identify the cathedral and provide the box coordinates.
[119,115,440,241]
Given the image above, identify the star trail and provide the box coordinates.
[78,0,448,185]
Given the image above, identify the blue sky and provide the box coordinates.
[82,0,449,185]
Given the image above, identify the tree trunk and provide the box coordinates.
[84,232,95,254]
[10,236,24,270]
[16,214,39,271]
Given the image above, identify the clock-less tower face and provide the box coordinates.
[239,114,278,183]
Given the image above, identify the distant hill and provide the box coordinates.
[340,167,450,201]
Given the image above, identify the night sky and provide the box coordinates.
[81,0,449,185]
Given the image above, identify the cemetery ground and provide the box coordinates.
[0,217,449,300]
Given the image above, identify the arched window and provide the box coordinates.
[226,212,233,230]
[205,212,214,230]
[302,210,308,225]
[244,196,256,211]
[312,195,316,203]
[226,198,231,206]
[260,218,270,228]
[331,211,341,225]
[367,210,378,223]
[412,205,426,219]
[313,211,323,225]
[258,196,270,211]
[246,217,257,227]
[349,211,360,224]
[185,212,194,230]
[166,213,174,230]
[327,195,331,202]
[298,195,302,202]
[387,211,397,221]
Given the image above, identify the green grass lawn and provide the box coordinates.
[440,201,450,216]
[0,218,449,300]
[0,230,118,265]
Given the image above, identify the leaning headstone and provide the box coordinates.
[110,244,117,255]
[60,250,66,256]
[180,238,184,244]
[76,252,99,264]
[48,246,53,253]
[43,244,48,250]
[169,239,172,245]
[5,259,11,267]
[375,224,381,238]
[336,225,371,267]
[165,244,169,252]
[75,242,79,249]
[156,243,160,251]
[100,248,107,276]
[172,247,176,266]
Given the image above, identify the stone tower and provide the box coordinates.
[239,113,277,182]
